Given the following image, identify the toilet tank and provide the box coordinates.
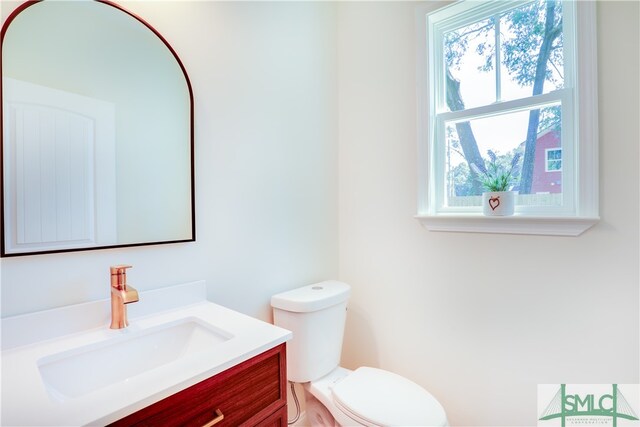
[271,281,350,383]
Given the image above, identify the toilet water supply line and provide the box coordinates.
[288,382,301,425]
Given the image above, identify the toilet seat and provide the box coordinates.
[330,367,447,427]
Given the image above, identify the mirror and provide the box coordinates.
[1,0,194,256]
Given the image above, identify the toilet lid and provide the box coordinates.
[331,367,447,427]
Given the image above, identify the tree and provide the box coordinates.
[514,0,563,193]
[444,0,563,194]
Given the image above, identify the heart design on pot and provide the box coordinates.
[489,196,500,211]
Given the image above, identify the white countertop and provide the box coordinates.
[1,281,291,426]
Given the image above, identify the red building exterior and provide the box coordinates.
[530,129,562,194]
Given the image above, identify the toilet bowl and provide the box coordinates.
[305,366,447,427]
[271,281,448,427]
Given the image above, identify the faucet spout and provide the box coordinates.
[119,286,139,304]
[109,265,139,329]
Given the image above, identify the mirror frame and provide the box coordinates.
[0,0,195,257]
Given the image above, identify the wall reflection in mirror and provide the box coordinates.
[1,0,194,256]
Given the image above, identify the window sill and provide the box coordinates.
[415,214,599,236]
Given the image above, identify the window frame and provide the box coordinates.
[546,148,563,172]
[415,0,599,236]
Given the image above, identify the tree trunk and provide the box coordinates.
[445,69,486,194]
[519,0,561,194]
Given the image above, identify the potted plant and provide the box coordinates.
[471,151,520,216]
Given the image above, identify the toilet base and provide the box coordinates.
[302,367,364,427]
[305,394,338,427]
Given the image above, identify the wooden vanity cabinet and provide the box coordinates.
[110,343,287,427]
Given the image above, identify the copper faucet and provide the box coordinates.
[110,265,139,329]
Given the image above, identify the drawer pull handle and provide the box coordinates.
[202,409,224,427]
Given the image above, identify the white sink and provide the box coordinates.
[38,317,232,400]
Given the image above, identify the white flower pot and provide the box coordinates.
[482,191,516,216]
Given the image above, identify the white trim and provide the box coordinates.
[416,4,435,215]
[574,0,599,219]
[415,214,599,237]
[437,90,567,123]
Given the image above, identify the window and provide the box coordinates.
[546,148,562,172]
[416,0,599,236]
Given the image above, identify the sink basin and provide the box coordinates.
[37,317,232,400]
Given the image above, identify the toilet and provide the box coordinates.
[271,281,448,427]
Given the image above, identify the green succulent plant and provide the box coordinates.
[471,150,521,192]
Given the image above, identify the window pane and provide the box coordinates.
[546,148,562,171]
[443,1,564,111]
[444,104,562,208]
[499,0,564,102]
[444,19,496,111]
[548,149,561,160]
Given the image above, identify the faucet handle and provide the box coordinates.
[110,265,133,288]
[110,265,132,274]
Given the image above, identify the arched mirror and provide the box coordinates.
[1,0,195,256]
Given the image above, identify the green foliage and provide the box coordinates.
[451,162,476,196]
[539,104,561,131]
[471,150,521,192]
[501,0,563,88]
[444,18,494,70]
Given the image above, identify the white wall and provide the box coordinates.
[337,1,639,426]
[0,1,338,321]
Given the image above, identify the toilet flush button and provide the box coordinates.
[312,286,323,290]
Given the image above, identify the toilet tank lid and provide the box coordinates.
[271,281,351,313]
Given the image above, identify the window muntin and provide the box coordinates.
[429,0,575,216]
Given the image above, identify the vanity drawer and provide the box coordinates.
[110,343,287,427]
